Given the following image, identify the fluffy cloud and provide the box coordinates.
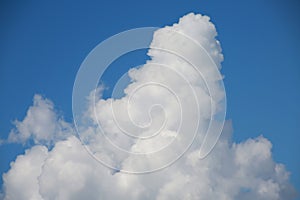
[8,94,73,146]
[1,13,297,200]
[3,146,48,200]
[2,126,296,200]
[84,13,226,172]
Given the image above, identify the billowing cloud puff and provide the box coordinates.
[1,13,297,200]
[3,146,48,200]
[8,95,73,146]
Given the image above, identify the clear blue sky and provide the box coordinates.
[0,0,299,194]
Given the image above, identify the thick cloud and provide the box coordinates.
[1,13,297,200]
[2,125,296,200]
[3,146,48,200]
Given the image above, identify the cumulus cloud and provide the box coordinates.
[3,146,48,200]
[1,13,297,200]
[8,94,73,146]
[2,126,296,199]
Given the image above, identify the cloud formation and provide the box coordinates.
[8,95,72,146]
[1,13,296,200]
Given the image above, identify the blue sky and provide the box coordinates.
[0,0,299,196]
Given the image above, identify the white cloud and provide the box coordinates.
[3,145,48,200]
[8,94,73,146]
[2,130,296,200]
[1,13,297,200]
